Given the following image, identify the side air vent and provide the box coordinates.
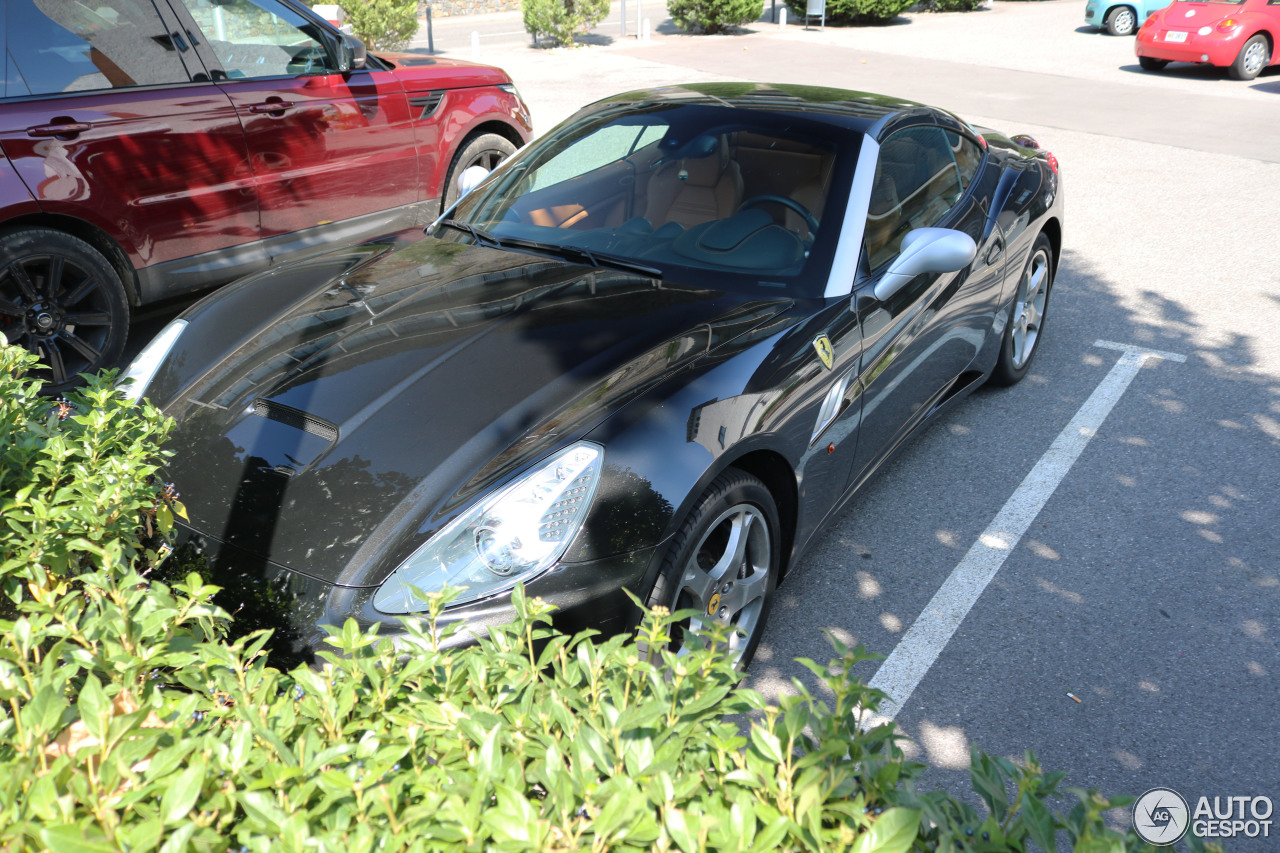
[409,91,445,120]
[252,399,339,443]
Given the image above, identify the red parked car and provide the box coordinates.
[0,0,531,391]
[1136,0,1279,79]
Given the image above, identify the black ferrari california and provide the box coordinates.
[125,83,1063,667]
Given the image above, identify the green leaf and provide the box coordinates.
[39,825,115,853]
[664,807,698,853]
[160,762,205,825]
[76,674,109,743]
[157,823,197,853]
[749,727,785,766]
[849,807,920,853]
[1023,788,1057,852]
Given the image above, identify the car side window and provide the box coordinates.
[4,0,193,98]
[865,126,973,270]
[174,0,335,79]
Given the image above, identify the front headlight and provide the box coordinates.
[117,319,187,404]
[373,441,602,613]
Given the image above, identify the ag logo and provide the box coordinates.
[813,335,834,370]
[1133,788,1190,846]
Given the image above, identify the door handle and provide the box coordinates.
[247,100,293,115]
[985,241,1004,266]
[27,122,92,139]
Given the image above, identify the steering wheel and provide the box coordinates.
[738,194,820,236]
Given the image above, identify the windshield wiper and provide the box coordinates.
[494,236,663,279]
[437,218,501,248]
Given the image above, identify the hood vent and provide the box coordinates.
[252,399,339,443]
[409,91,445,120]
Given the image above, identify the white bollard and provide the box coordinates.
[471,31,480,59]
[779,7,787,28]
[642,17,651,40]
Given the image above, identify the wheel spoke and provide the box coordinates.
[44,342,68,383]
[45,256,65,298]
[2,325,25,346]
[63,311,112,327]
[0,297,24,318]
[64,273,100,306]
[61,329,102,363]
[705,510,755,582]
[678,563,717,605]
[6,261,40,302]
[1027,263,1046,297]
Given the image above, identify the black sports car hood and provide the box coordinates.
[162,238,791,585]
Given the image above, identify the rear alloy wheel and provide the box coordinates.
[0,228,128,394]
[989,233,1053,387]
[643,470,779,668]
[1139,56,1169,71]
[1105,6,1137,36]
[1229,34,1270,80]
[441,132,517,211]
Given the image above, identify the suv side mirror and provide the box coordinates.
[874,227,977,302]
[337,33,367,72]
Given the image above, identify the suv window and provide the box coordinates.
[866,126,978,270]
[173,0,336,79]
[4,0,193,98]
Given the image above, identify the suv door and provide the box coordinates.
[170,0,421,256]
[0,0,263,294]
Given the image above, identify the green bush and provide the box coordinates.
[669,0,764,34]
[928,0,984,12]
[329,0,418,51]
[785,0,914,25]
[522,0,611,47]
[0,345,1222,852]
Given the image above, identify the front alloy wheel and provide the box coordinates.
[644,470,779,668]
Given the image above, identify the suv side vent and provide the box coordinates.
[252,399,339,442]
[410,91,445,120]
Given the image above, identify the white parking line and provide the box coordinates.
[861,340,1186,728]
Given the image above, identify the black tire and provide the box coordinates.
[643,470,780,668]
[1104,5,1136,36]
[989,233,1053,387]
[1228,34,1270,81]
[441,132,517,211]
[0,228,129,394]
[1139,56,1169,71]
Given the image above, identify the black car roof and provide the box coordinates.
[591,83,949,139]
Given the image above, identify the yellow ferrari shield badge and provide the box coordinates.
[813,335,834,370]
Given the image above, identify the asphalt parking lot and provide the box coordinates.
[131,1,1279,843]
[416,1,1280,843]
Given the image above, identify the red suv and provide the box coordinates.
[0,0,531,391]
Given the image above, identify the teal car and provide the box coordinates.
[1085,0,1169,35]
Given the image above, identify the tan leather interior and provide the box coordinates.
[644,137,743,229]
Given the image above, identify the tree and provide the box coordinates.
[330,0,418,51]
[522,0,611,47]
[670,0,763,34]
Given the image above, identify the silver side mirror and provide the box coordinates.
[874,228,977,302]
[457,165,490,200]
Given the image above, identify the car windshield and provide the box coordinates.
[443,102,862,298]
